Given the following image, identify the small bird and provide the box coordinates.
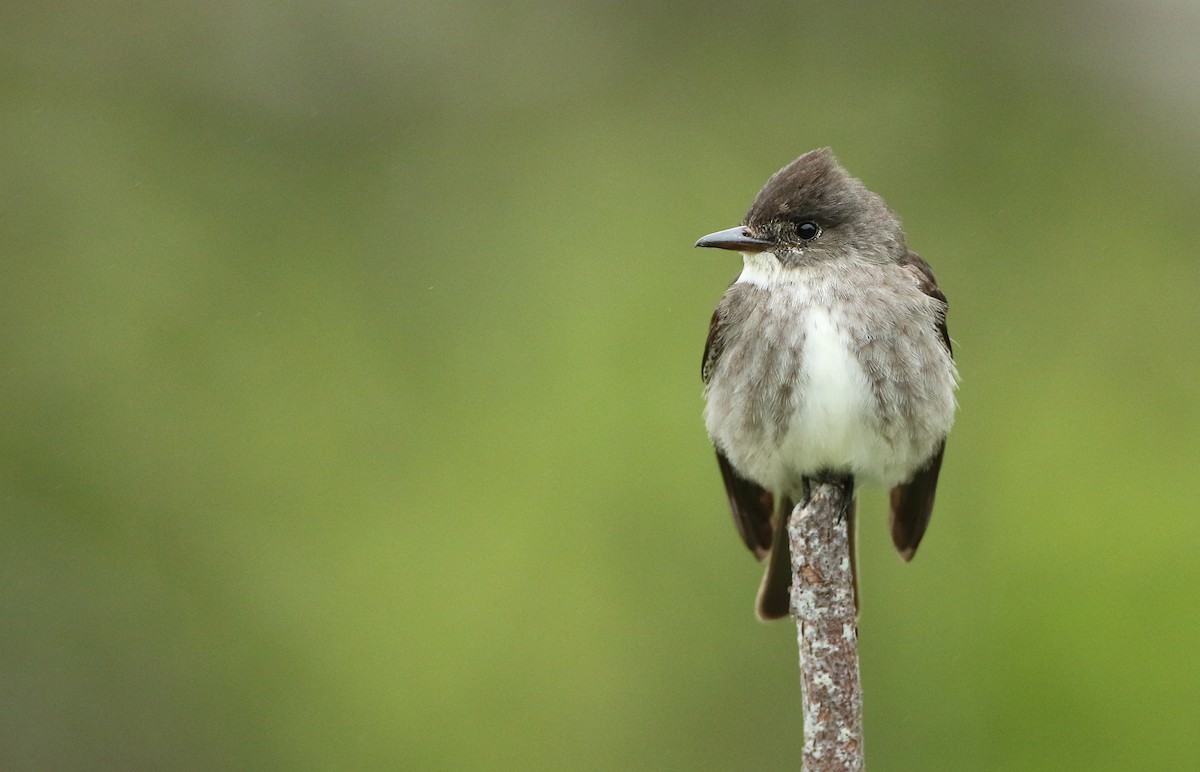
[697,148,957,620]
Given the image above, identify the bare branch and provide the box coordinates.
[789,481,865,771]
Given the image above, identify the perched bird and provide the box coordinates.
[697,148,958,620]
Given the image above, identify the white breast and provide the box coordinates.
[714,252,945,492]
[771,302,924,488]
[785,306,880,469]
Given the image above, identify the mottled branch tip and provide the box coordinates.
[788,482,865,771]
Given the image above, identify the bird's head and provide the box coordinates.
[696,148,906,267]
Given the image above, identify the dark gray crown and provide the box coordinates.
[744,148,868,230]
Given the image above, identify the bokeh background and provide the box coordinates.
[3,1,1199,769]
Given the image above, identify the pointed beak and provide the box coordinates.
[694,226,773,252]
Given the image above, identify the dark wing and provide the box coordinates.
[700,306,724,386]
[889,443,945,560]
[703,302,775,559]
[716,450,774,559]
[889,252,952,560]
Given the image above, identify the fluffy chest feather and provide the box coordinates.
[788,303,880,473]
[703,254,956,494]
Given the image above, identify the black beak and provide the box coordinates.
[694,226,773,252]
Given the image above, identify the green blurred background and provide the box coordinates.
[3,1,1198,769]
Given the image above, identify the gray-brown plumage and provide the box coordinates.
[696,148,957,620]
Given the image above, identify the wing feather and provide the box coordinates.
[889,252,953,559]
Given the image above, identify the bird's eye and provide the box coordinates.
[796,221,820,241]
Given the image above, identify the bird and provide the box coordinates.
[696,148,958,620]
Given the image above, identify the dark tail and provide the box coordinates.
[756,493,859,620]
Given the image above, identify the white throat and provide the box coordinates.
[735,251,789,288]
